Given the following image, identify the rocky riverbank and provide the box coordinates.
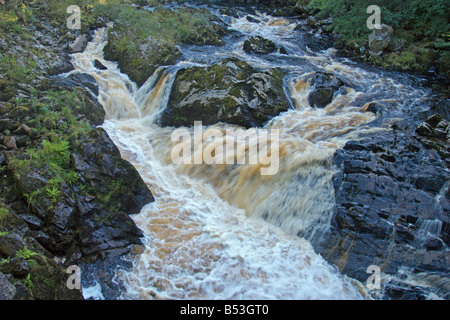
[1,0,448,300]
[257,0,449,299]
[274,0,450,86]
[0,1,154,300]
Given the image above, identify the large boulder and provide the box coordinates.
[243,36,276,55]
[159,58,289,128]
[368,24,394,53]
[73,128,154,217]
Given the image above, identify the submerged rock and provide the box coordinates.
[159,57,289,128]
[307,72,346,108]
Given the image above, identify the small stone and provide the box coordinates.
[3,136,17,150]
[84,194,96,202]
[11,257,30,278]
[131,244,145,255]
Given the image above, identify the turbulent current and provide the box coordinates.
[69,10,430,300]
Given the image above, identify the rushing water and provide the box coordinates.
[70,9,431,300]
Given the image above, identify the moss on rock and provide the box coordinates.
[160,57,290,128]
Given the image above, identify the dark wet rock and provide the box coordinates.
[74,128,154,216]
[31,231,53,250]
[160,57,289,128]
[416,114,449,140]
[309,127,450,299]
[18,215,43,231]
[0,272,16,300]
[10,257,31,278]
[414,114,450,168]
[432,99,450,120]
[278,46,288,55]
[300,33,335,52]
[383,279,428,300]
[307,72,346,108]
[51,72,99,96]
[13,282,32,300]
[219,7,239,18]
[69,128,153,258]
[79,254,133,300]
[5,127,153,260]
[94,59,107,70]
[243,36,276,55]
[246,15,261,23]
[0,234,27,257]
[364,101,386,117]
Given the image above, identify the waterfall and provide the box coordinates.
[70,27,367,300]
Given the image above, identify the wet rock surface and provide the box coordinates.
[160,57,289,128]
[307,71,347,108]
[0,3,155,299]
[243,36,276,54]
[310,115,450,299]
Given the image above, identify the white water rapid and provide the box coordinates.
[68,11,415,299]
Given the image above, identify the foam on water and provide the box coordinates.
[71,27,367,300]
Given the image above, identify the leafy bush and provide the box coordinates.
[308,0,449,40]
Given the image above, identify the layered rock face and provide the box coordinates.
[0,3,155,299]
[311,113,450,299]
[307,72,347,108]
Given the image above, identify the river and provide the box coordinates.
[70,5,436,300]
